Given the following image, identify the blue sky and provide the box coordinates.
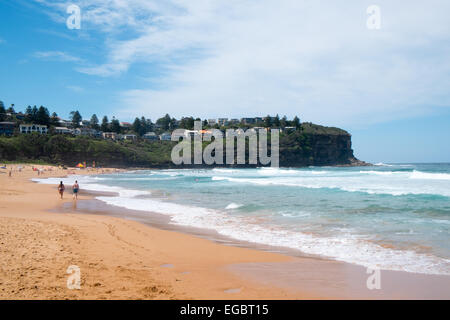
[0,0,449,163]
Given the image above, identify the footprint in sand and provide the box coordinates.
[224,288,242,294]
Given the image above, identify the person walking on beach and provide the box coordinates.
[58,181,65,199]
[72,180,79,200]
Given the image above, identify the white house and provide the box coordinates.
[122,134,137,141]
[20,124,48,134]
[102,132,118,140]
[54,127,72,134]
[159,132,172,141]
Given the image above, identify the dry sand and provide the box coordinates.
[0,164,303,299]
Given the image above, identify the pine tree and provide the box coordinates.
[101,116,109,132]
[90,114,99,130]
[70,110,82,128]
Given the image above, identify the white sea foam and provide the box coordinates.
[225,203,243,210]
[211,172,450,197]
[95,193,450,276]
[409,170,450,180]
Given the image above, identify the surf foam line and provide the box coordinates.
[95,193,450,276]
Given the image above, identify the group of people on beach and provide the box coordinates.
[58,180,79,200]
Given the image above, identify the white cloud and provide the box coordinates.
[35,0,450,126]
[34,51,84,63]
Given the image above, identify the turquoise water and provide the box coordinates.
[36,163,450,275]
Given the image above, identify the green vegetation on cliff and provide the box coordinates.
[0,123,359,167]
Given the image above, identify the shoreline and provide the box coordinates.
[1,164,449,299]
[56,191,450,300]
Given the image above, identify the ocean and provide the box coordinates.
[35,163,450,276]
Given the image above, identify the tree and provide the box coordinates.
[101,116,109,132]
[50,112,60,126]
[156,114,172,131]
[7,104,15,114]
[24,106,33,123]
[280,115,288,128]
[110,117,121,133]
[0,103,6,122]
[179,117,194,130]
[70,110,82,128]
[132,117,142,135]
[292,116,300,128]
[90,114,99,130]
[31,106,38,122]
[273,114,280,127]
[264,115,272,127]
[36,106,50,126]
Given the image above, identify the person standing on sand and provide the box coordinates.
[72,181,79,200]
[58,181,65,199]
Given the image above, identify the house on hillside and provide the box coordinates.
[241,118,255,125]
[74,127,100,137]
[183,130,200,139]
[217,118,228,126]
[143,132,158,140]
[102,132,118,140]
[54,127,73,134]
[0,122,15,136]
[122,134,137,141]
[159,132,172,141]
[19,124,48,134]
[120,122,132,129]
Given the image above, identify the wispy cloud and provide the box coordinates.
[66,85,85,92]
[34,0,450,126]
[34,51,84,63]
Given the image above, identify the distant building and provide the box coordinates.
[254,117,263,123]
[102,132,118,140]
[207,119,217,125]
[217,118,228,126]
[74,127,99,136]
[19,124,48,134]
[120,122,132,128]
[13,113,24,120]
[228,119,240,125]
[54,127,72,134]
[225,128,245,137]
[183,130,200,139]
[59,119,72,128]
[283,126,297,133]
[0,122,15,136]
[241,118,255,125]
[143,132,159,140]
[159,132,172,141]
[122,134,137,141]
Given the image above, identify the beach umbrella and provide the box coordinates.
[76,163,84,168]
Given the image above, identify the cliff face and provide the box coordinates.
[278,124,366,167]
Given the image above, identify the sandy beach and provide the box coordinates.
[1,164,449,300]
[0,164,305,299]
